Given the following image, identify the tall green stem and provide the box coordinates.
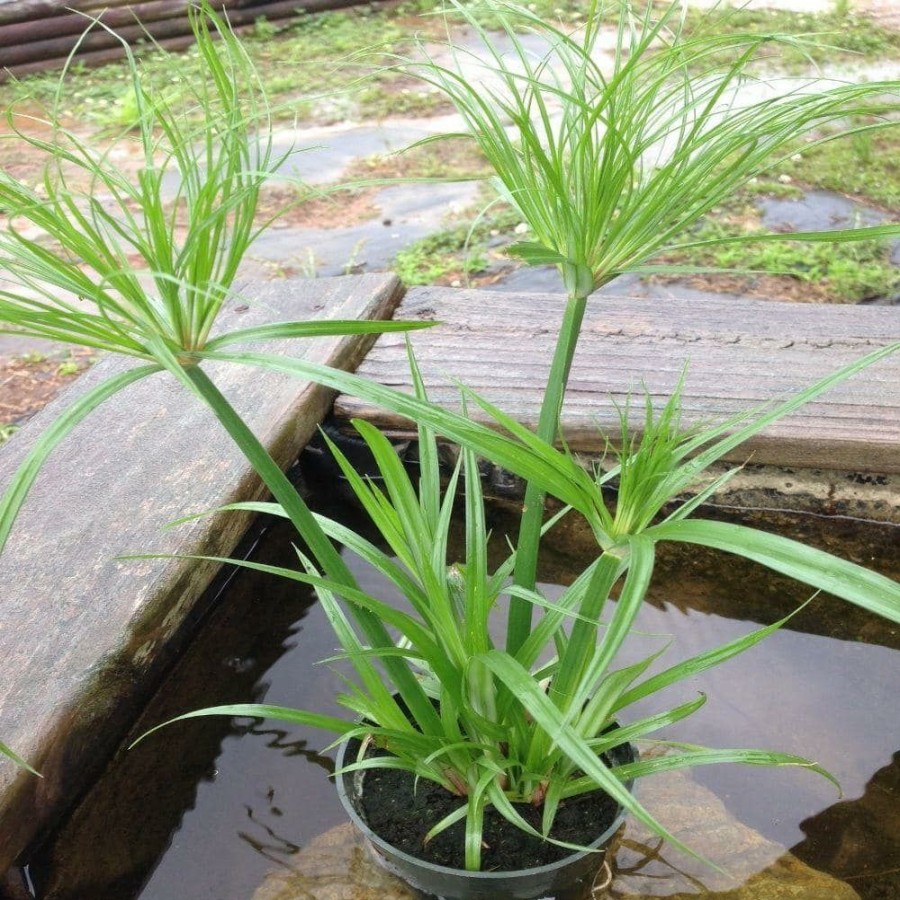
[507,294,587,655]
[185,366,352,584]
[184,365,442,734]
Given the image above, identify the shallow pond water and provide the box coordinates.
[26,476,900,900]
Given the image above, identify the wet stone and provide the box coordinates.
[757,190,892,235]
[252,824,417,900]
[606,767,860,899]
[253,766,858,900]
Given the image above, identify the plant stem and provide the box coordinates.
[183,365,442,734]
[184,365,352,583]
[507,293,587,655]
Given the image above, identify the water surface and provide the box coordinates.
[30,488,900,899]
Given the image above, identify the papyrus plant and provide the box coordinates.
[0,4,440,592]
[134,0,900,871]
[2,1,896,865]
[0,3,432,768]
[140,345,899,871]
[400,0,900,656]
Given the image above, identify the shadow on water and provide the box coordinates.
[24,457,900,900]
[27,502,353,900]
[793,753,900,900]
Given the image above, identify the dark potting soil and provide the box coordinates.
[359,763,620,872]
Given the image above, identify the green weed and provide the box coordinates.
[249,16,280,42]
[742,178,805,201]
[348,137,491,181]
[55,358,82,377]
[0,6,417,127]
[3,1,895,135]
[663,208,898,303]
[393,205,520,285]
[357,79,451,120]
[394,226,489,284]
[16,351,47,365]
[778,131,900,210]
[682,5,900,65]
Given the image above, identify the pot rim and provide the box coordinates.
[334,736,634,881]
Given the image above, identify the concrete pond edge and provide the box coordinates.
[0,273,404,872]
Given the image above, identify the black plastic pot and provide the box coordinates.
[335,737,636,900]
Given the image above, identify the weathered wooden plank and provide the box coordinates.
[0,32,205,81]
[0,0,364,77]
[0,0,105,27]
[0,0,315,68]
[0,0,282,27]
[0,273,404,870]
[0,0,191,49]
[1,13,187,67]
[334,287,900,474]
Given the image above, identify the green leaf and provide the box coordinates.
[424,803,469,848]
[465,767,495,870]
[478,649,718,870]
[0,364,160,556]
[179,365,442,738]
[201,349,594,513]
[613,607,805,713]
[0,741,41,777]
[545,550,625,720]
[203,318,435,351]
[131,704,353,749]
[592,696,708,751]
[614,747,839,793]
[506,242,569,266]
[648,519,900,624]
[672,222,900,255]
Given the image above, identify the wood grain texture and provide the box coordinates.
[335,287,900,474]
[0,272,403,869]
[0,0,363,77]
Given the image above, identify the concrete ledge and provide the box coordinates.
[0,273,403,870]
[335,287,900,515]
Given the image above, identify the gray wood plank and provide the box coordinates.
[335,287,900,473]
[0,273,403,869]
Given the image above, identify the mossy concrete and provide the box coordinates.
[0,273,404,871]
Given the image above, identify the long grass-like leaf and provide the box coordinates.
[0,364,160,553]
[0,741,41,777]
[479,649,718,870]
[611,747,839,791]
[131,704,353,749]
[201,349,595,512]
[204,319,434,350]
[647,519,900,624]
